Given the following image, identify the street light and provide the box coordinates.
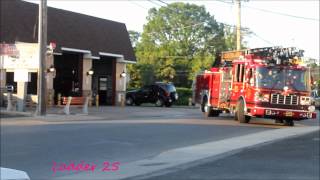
[120,70,126,78]
[87,69,94,76]
[47,65,55,73]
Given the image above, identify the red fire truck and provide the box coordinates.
[192,47,316,126]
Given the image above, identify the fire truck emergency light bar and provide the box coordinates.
[220,46,304,66]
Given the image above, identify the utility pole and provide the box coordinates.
[235,0,241,50]
[37,0,47,115]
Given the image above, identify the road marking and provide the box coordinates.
[57,126,319,180]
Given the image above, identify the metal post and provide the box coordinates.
[7,92,12,111]
[236,0,241,50]
[83,96,89,114]
[57,93,61,106]
[95,95,99,107]
[37,0,47,115]
[63,96,72,115]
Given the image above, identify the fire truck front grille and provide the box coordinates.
[271,94,298,105]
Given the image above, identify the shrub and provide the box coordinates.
[175,87,192,106]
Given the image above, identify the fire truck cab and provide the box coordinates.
[192,47,316,126]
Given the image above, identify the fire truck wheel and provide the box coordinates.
[201,97,207,112]
[202,100,211,118]
[211,110,220,117]
[237,99,250,123]
[275,119,284,124]
[203,107,211,118]
[284,119,294,126]
[234,111,238,121]
[155,98,164,107]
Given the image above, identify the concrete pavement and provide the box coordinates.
[57,126,319,180]
[1,119,273,180]
[1,106,319,180]
[142,131,320,180]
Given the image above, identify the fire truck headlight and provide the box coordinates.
[308,106,315,112]
[300,96,311,105]
[254,92,269,102]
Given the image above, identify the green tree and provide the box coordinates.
[136,2,227,87]
[127,30,141,88]
[128,30,141,49]
[223,26,251,51]
[127,63,155,88]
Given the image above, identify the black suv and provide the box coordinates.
[126,83,178,107]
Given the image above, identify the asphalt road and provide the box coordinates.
[1,107,319,180]
[143,131,320,180]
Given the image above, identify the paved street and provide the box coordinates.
[142,131,320,180]
[1,106,319,180]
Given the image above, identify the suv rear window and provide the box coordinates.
[157,84,176,92]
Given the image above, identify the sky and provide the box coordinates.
[25,0,319,59]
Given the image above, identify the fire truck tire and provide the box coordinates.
[237,99,250,123]
[202,98,211,118]
[234,111,238,121]
[203,106,211,118]
[201,97,207,112]
[275,119,284,124]
[210,110,220,117]
[284,119,294,126]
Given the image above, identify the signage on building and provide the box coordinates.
[0,42,39,69]
[0,43,19,57]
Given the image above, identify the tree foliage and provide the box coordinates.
[134,3,230,87]
[128,30,140,49]
[128,2,248,88]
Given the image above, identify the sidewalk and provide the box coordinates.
[0,105,199,124]
[141,131,320,180]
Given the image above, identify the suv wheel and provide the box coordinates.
[126,97,134,106]
[135,102,141,106]
[165,102,172,107]
[155,98,164,107]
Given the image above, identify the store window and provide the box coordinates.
[27,73,38,95]
[5,72,17,93]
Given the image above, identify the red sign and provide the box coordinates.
[0,43,19,56]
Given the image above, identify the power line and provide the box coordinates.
[251,32,274,46]
[133,0,252,41]
[147,0,164,8]
[243,5,319,21]
[129,1,149,10]
[133,1,278,52]
[157,0,169,6]
[216,0,319,21]
[151,0,250,32]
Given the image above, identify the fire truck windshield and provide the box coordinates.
[256,67,310,91]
